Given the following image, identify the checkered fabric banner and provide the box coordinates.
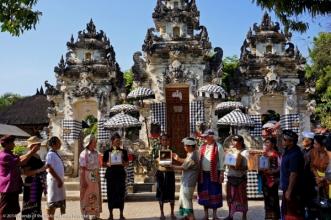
[189,100,205,134]
[126,161,134,186]
[246,171,264,199]
[62,120,81,141]
[280,114,300,134]
[249,115,262,137]
[100,168,107,200]
[150,102,167,133]
[97,118,112,141]
[224,170,263,199]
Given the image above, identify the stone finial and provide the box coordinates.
[70,34,74,44]
[86,18,96,34]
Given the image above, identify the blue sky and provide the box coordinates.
[0,0,328,96]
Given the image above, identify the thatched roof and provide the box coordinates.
[0,94,49,125]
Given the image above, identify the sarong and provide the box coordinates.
[281,192,304,220]
[226,176,248,216]
[262,182,280,219]
[0,192,20,219]
[178,185,195,216]
[156,170,175,203]
[80,169,102,216]
[198,171,222,209]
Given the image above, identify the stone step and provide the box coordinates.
[64,182,81,191]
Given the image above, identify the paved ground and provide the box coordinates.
[15,199,265,220]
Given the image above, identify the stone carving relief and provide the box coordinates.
[73,73,96,98]
[45,80,60,96]
[132,51,147,83]
[262,66,287,94]
[97,84,111,113]
[249,81,263,113]
[284,82,297,112]
[163,60,190,84]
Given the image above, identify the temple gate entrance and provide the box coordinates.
[165,85,190,157]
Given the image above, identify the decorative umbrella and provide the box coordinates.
[197,84,227,99]
[127,87,155,101]
[197,84,227,128]
[217,109,255,134]
[109,104,139,117]
[215,101,245,115]
[127,87,156,148]
[104,112,142,130]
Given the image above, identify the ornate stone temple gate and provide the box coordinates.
[45,20,124,176]
[132,0,223,153]
[239,13,311,136]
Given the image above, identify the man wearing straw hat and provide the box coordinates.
[0,135,39,220]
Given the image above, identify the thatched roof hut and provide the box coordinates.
[0,94,50,135]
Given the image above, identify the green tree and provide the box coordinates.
[305,32,331,129]
[252,0,331,32]
[83,115,98,136]
[0,93,22,110]
[0,0,41,36]
[221,55,240,96]
[123,69,134,93]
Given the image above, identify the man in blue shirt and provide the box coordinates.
[280,130,305,219]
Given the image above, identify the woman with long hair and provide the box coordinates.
[260,137,280,220]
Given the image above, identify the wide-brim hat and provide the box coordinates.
[83,134,95,148]
[0,135,15,145]
[27,136,42,148]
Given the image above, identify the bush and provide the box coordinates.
[13,145,27,156]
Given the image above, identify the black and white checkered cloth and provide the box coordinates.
[246,171,264,199]
[224,170,263,199]
[150,102,167,133]
[217,109,255,128]
[189,100,205,134]
[62,120,81,141]
[197,84,227,99]
[104,113,142,129]
[249,115,263,137]
[97,118,112,141]
[127,87,155,100]
[280,114,300,134]
[100,167,107,200]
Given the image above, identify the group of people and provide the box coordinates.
[0,135,65,220]
[153,129,248,220]
[1,125,331,220]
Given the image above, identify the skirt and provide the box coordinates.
[226,176,248,216]
[80,169,102,216]
[0,192,20,219]
[106,167,126,210]
[22,175,45,220]
[156,170,175,203]
[262,182,280,219]
[197,171,223,209]
[178,185,195,216]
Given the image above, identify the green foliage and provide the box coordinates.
[252,0,331,33]
[305,32,331,129]
[221,55,240,95]
[83,115,98,136]
[0,93,22,110]
[13,145,27,156]
[123,69,134,93]
[0,0,42,36]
